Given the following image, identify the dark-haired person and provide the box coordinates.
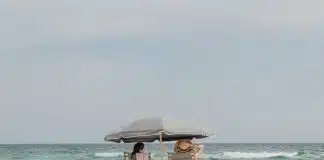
[131,142,145,160]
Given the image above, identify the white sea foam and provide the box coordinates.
[94,152,123,158]
[220,151,298,159]
[94,151,298,159]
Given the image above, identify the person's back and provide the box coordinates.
[131,142,146,160]
[134,153,150,160]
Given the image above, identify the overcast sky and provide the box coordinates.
[1,0,324,144]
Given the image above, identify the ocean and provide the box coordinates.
[0,143,323,160]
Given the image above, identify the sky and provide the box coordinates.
[1,0,324,144]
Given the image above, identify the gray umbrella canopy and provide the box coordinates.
[104,117,212,143]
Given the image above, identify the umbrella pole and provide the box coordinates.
[159,133,163,160]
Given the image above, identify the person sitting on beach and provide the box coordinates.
[131,142,145,160]
[174,139,204,159]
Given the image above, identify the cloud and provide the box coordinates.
[4,0,248,43]
[1,0,324,143]
[256,1,324,29]
[0,54,117,143]
[2,0,324,53]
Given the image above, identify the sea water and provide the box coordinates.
[0,143,324,160]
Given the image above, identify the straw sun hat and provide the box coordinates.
[174,140,194,153]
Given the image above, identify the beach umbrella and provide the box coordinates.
[104,117,213,160]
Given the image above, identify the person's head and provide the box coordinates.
[174,139,193,153]
[131,142,145,158]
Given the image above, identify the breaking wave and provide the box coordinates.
[93,151,322,159]
[212,151,298,159]
[94,152,123,158]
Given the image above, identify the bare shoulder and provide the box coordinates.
[192,145,201,151]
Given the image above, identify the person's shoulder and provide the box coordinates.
[191,145,201,152]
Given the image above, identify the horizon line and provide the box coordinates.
[2,142,324,145]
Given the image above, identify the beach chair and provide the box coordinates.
[167,153,195,160]
[124,152,131,160]
[124,152,151,160]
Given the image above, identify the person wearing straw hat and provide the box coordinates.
[174,139,204,159]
